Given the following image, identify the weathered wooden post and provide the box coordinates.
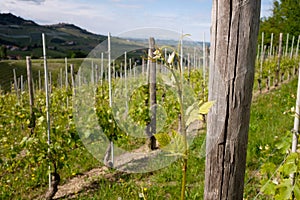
[59,68,63,89]
[42,33,52,190]
[100,52,104,86]
[20,75,24,93]
[124,51,128,111]
[275,33,283,86]
[258,32,264,93]
[296,35,300,58]
[26,56,35,134]
[147,37,157,150]
[269,33,274,57]
[291,62,300,185]
[70,64,75,95]
[290,35,295,59]
[38,70,42,91]
[13,68,18,98]
[285,33,289,57]
[204,1,261,199]
[187,53,191,82]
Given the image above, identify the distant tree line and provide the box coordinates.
[259,0,300,46]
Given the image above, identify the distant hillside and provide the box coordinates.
[0,13,107,59]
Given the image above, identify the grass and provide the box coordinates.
[244,77,297,199]
[0,58,84,92]
[0,67,298,199]
[70,77,298,200]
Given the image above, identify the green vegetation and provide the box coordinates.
[245,77,298,199]
[0,58,84,92]
[259,0,300,46]
[0,59,299,199]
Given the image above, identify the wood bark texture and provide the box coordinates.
[148,37,157,150]
[204,0,261,199]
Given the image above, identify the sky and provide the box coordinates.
[0,0,274,42]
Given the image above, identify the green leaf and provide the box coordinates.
[279,153,298,176]
[294,182,300,200]
[160,131,185,156]
[199,101,215,115]
[186,108,200,127]
[154,133,171,148]
[20,136,28,147]
[275,179,293,200]
[261,181,276,196]
[275,139,291,154]
[260,162,276,178]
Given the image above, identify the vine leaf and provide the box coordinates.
[154,133,171,148]
[294,182,300,200]
[154,131,186,158]
[199,101,215,115]
[275,179,293,200]
[261,180,276,196]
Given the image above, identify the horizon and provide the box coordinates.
[0,0,273,42]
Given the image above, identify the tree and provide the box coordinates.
[204,1,261,199]
[259,0,300,46]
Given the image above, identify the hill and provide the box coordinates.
[0,13,107,58]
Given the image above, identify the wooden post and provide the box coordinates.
[112,61,115,79]
[60,68,63,89]
[120,62,123,79]
[78,67,81,87]
[180,31,184,74]
[101,52,104,85]
[260,32,264,80]
[147,52,150,82]
[20,75,24,93]
[42,33,51,189]
[13,68,18,98]
[257,44,260,61]
[70,64,75,95]
[65,57,68,89]
[124,51,128,111]
[204,1,261,199]
[269,33,274,57]
[188,53,191,82]
[259,45,266,93]
[285,33,289,57]
[275,33,283,86]
[142,58,145,75]
[147,37,157,150]
[129,58,132,78]
[108,32,114,167]
[95,64,99,85]
[91,61,94,84]
[49,72,52,94]
[193,47,196,69]
[133,62,136,78]
[38,70,41,91]
[290,35,295,59]
[26,56,35,133]
[291,62,300,185]
[203,32,206,81]
[296,35,300,58]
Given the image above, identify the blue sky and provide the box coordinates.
[1,0,273,41]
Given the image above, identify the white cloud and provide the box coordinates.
[12,0,45,4]
[0,0,212,41]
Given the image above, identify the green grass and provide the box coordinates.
[0,59,85,92]
[244,77,297,199]
[0,69,298,199]
[71,78,298,200]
